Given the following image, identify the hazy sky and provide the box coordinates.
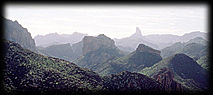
[5,4,208,39]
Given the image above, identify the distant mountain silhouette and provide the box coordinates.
[3,40,104,93]
[34,32,87,47]
[161,37,208,60]
[114,27,158,52]
[143,31,207,49]
[3,40,166,94]
[114,27,207,52]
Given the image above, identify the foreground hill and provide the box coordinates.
[3,40,167,94]
[3,40,104,93]
[140,54,208,92]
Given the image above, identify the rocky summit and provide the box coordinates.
[136,44,161,55]
[153,67,184,93]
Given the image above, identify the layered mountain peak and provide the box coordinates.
[136,44,161,55]
[82,34,116,55]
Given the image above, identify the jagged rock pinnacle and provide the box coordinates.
[131,27,142,38]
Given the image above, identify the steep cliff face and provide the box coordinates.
[76,34,123,72]
[4,18,36,52]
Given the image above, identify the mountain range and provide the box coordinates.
[2,18,209,94]
[161,37,208,61]
[34,32,87,47]
[114,27,207,52]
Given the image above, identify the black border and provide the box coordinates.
[0,0,211,95]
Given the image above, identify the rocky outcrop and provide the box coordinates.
[82,34,116,55]
[4,18,36,52]
[136,44,161,55]
[153,68,184,93]
[3,40,104,93]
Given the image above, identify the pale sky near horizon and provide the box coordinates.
[5,4,208,39]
